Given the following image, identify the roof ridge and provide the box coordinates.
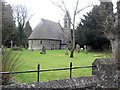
[28,18,63,40]
[41,18,59,25]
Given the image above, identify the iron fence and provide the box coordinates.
[0,62,96,82]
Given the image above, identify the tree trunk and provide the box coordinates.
[70,15,76,58]
[70,28,75,58]
[110,34,120,69]
[70,49,74,58]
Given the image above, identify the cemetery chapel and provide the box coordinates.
[28,12,71,50]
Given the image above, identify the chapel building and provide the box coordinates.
[28,12,71,50]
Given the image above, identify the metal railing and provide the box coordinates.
[0,62,96,82]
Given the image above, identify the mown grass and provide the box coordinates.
[14,49,106,84]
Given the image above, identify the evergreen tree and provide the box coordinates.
[23,21,32,46]
[76,5,110,51]
[2,2,15,46]
[24,21,32,38]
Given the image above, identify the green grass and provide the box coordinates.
[14,49,106,84]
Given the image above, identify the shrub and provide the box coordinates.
[1,46,22,85]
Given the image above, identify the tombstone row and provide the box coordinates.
[65,44,88,55]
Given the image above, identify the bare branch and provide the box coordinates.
[50,0,66,12]
[62,0,68,12]
[74,0,79,15]
[76,4,93,14]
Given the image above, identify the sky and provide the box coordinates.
[5,0,118,30]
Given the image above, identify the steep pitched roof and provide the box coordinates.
[28,19,63,40]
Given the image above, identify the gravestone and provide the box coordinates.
[40,46,46,54]
[84,45,88,54]
[65,47,69,55]
[11,40,13,48]
[1,45,4,54]
[11,45,23,51]
[76,44,80,53]
[25,45,27,49]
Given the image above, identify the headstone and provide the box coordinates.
[11,40,13,48]
[84,45,88,54]
[1,45,4,54]
[40,46,46,54]
[65,47,69,55]
[76,44,80,53]
[14,45,17,47]
[25,45,27,49]
[10,45,23,51]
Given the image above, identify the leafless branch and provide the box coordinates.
[76,4,93,14]
[62,0,68,12]
[50,0,66,13]
[74,0,79,15]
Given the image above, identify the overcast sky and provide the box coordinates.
[5,0,117,30]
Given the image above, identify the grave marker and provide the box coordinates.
[84,45,88,54]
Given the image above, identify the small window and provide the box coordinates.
[39,40,42,44]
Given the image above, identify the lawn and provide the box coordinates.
[14,49,106,84]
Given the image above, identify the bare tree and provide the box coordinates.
[51,0,93,58]
[99,1,120,69]
[13,5,32,46]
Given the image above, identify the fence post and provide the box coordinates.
[70,62,72,78]
[37,64,40,83]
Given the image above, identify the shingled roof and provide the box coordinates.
[28,19,63,40]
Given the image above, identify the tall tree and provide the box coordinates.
[99,1,120,69]
[51,0,93,58]
[76,5,110,51]
[24,21,32,46]
[0,1,2,47]
[13,5,29,46]
[24,21,32,38]
[2,1,15,46]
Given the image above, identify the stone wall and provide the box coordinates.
[2,76,98,89]
[2,58,120,89]
[28,39,61,50]
[92,58,118,88]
